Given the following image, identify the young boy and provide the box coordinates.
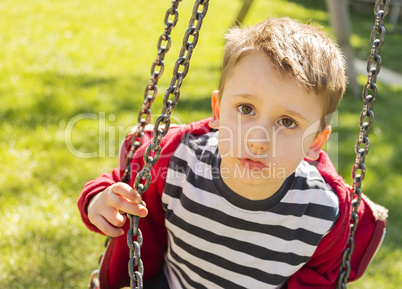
[78,17,384,288]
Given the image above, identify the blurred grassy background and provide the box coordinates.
[0,0,401,288]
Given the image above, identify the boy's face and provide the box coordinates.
[209,53,330,200]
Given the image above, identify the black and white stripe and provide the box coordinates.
[162,131,339,289]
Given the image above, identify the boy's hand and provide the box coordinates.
[87,182,148,237]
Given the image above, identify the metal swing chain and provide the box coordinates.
[121,1,210,289]
[121,0,183,185]
[336,1,390,288]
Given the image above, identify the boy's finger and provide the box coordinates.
[116,202,148,218]
[108,188,148,217]
[111,182,142,203]
[92,214,124,237]
[103,208,127,228]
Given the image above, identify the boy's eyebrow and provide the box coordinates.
[282,108,309,121]
[231,93,309,122]
[231,93,255,100]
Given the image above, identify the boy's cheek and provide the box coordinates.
[272,132,304,154]
[217,139,234,158]
[217,126,238,157]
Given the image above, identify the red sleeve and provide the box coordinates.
[77,126,170,287]
[78,118,212,288]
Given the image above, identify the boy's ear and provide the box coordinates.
[305,126,331,161]
[209,90,220,128]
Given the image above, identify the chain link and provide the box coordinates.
[336,1,389,288]
[117,1,210,289]
[121,0,183,185]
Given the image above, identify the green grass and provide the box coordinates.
[0,0,401,288]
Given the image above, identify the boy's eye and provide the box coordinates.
[278,118,297,128]
[237,104,255,115]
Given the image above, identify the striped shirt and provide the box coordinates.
[162,131,339,289]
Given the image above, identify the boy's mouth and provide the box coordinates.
[238,157,268,170]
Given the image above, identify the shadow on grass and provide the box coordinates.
[175,95,211,114]
[0,72,145,128]
[1,68,215,130]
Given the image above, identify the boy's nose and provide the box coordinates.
[246,126,270,155]
[247,140,269,154]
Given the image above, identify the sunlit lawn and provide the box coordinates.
[0,0,401,288]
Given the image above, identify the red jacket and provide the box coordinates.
[78,118,386,289]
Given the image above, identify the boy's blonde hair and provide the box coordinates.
[219,17,347,130]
